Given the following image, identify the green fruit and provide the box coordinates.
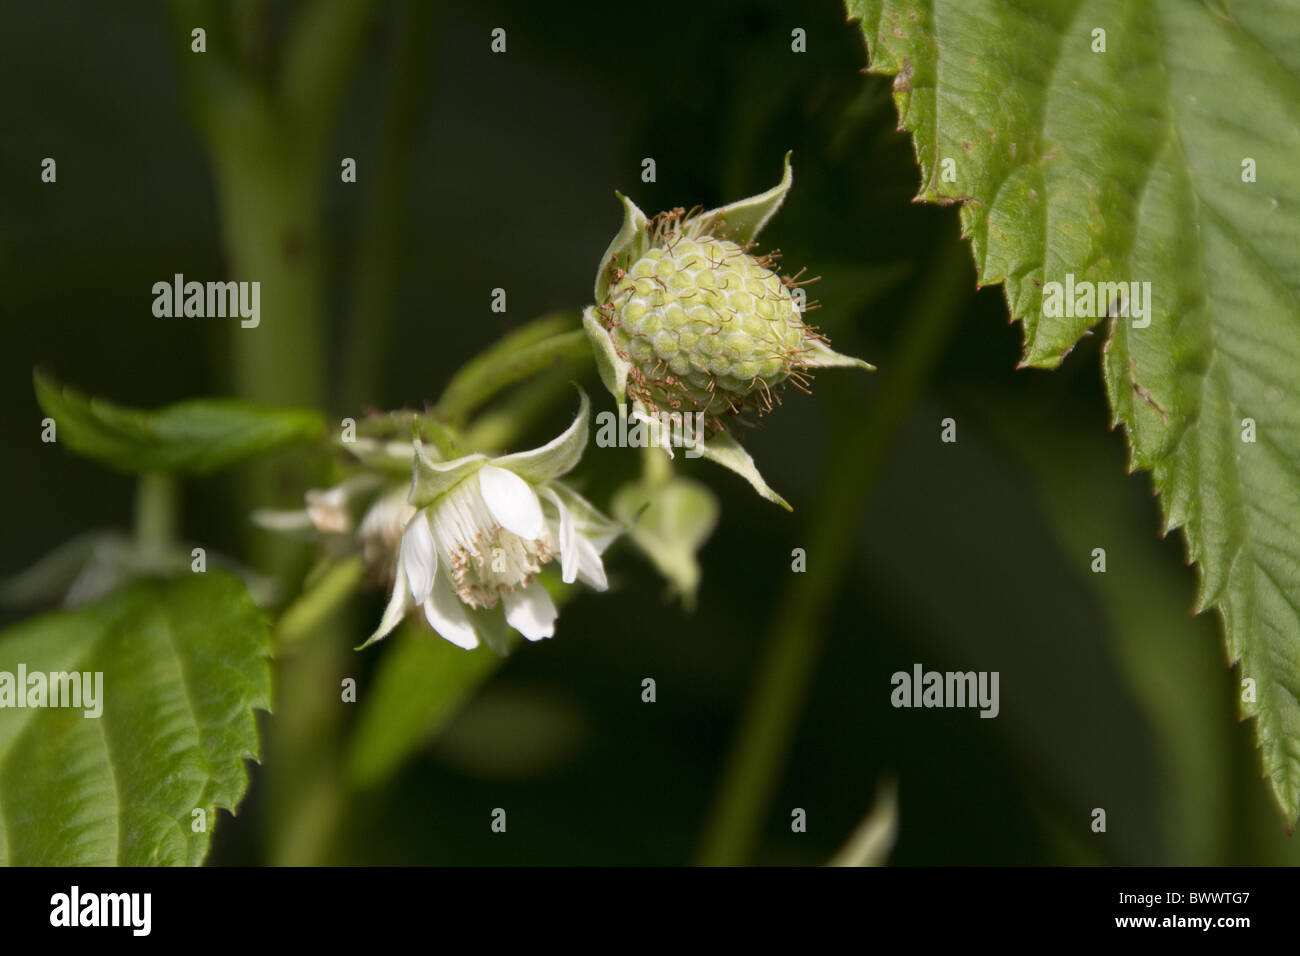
[600,234,814,424]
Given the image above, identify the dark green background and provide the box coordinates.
[1,0,1291,865]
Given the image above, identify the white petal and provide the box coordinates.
[548,482,623,545]
[572,533,608,591]
[542,488,578,584]
[305,487,353,534]
[358,564,411,649]
[478,465,544,539]
[400,511,437,604]
[423,573,480,650]
[502,580,557,641]
[358,486,417,546]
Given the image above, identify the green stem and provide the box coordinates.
[435,322,590,424]
[695,238,971,866]
[643,440,672,487]
[349,410,463,460]
[275,556,366,651]
[134,472,178,555]
[169,0,379,869]
[341,0,438,408]
[460,364,591,453]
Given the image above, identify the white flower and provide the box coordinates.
[364,391,617,650]
[357,484,417,581]
[251,472,386,538]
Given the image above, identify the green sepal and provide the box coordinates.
[582,307,630,407]
[594,192,649,304]
[698,429,792,511]
[690,151,793,244]
[493,389,590,484]
[409,445,487,509]
[801,338,876,371]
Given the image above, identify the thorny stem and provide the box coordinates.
[695,238,972,866]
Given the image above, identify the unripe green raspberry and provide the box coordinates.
[598,224,818,428]
[583,157,872,510]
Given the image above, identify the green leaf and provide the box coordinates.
[35,370,326,475]
[0,574,271,865]
[848,0,1300,820]
[345,624,505,789]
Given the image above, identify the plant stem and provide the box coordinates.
[695,238,971,865]
[134,472,177,555]
[643,439,672,486]
[350,410,464,459]
[169,0,379,868]
[341,0,438,408]
[460,364,591,453]
[275,556,366,651]
[435,324,590,424]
